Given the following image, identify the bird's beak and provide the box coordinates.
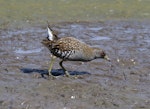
[104,55,110,61]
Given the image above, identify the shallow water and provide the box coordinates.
[0,21,150,109]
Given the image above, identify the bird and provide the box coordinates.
[41,24,110,77]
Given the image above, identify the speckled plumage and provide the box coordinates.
[42,25,110,77]
[42,37,103,62]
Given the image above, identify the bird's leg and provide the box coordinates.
[59,60,70,77]
[48,55,56,77]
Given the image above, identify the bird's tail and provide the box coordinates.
[47,21,58,41]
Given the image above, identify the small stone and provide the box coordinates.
[130,59,134,62]
[71,95,75,99]
[117,58,120,62]
[16,56,19,59]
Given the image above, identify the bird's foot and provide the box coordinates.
[64,71,70,77]
[64,71,84,79]
[48,75,56,80]
[48,71,56,79]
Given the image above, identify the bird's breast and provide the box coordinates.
[51,49,94,61]
[48,37,95,61]
[51,48,75,60]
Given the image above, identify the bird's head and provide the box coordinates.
[93,48,110,61]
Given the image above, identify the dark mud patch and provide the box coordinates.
[0,21,150,109]
[20,68,90,77]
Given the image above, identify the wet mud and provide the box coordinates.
[0,21,150,109]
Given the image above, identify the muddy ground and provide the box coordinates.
[0,21,150,109]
